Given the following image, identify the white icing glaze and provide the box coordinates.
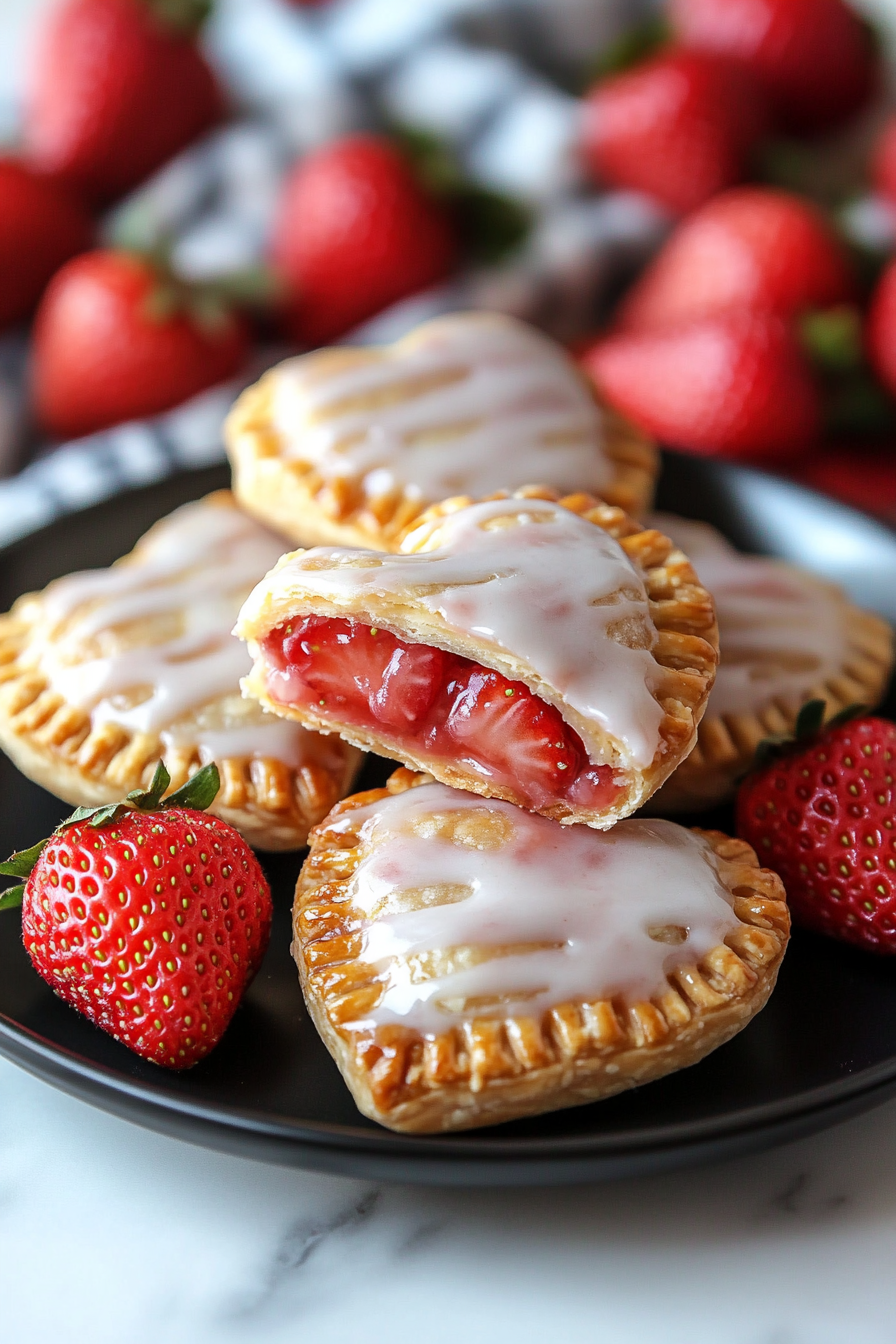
[32,497,321,766]
[653,513,848,719]
[256,497,665,767]
[271,312,613,504]
[332,783,739,1035]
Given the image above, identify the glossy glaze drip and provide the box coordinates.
[654,514,847,718]
[32,497,318,764]
[251,497,665,767]
[333,783,739,1035]
[272,312,613,503]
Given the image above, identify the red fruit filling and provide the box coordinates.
[261,616,622,812]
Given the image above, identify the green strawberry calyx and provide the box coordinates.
[144,0,215,37]
[0,761,220,912]
[751,698,867,773]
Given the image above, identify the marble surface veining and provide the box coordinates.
[2,1054,896,1344]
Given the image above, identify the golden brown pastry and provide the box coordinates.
[294,769,790,1134]
[237,488,719,829]
[0,493,361,850]
[225,311,658,550]
[649,515,894,812]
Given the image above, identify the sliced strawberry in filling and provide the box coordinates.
[262,616,622,812]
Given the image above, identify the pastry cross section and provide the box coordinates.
[225,311,658,550]
[0,492,361,850]
[294,770,790,1133]
[237,488,719,827]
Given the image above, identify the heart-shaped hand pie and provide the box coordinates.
[225,312,657,551]
[236,488,718,829]
[0,493,362,850]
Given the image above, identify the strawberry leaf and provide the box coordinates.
[144,0,213,36]
[0,838,48,880]
[127,760,171,811]
[794,698,827,739]
[162,762,220,813]
[0,884,24,911]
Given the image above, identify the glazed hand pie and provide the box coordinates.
[237,488,719,828]
[649,515,894,812]
[0,493,361,850]
[225,311,658,551]
[294,770,789,1134]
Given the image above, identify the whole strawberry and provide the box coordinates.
[24,0,224,203]
[0,763,272,1067]
[617,188,855,334]
[270,134,457,346]
[33,248,248,439]
[670,0,877,135]
[0,157,93,331]
[737,707,896,954]
[581,49,768,214]
[581,310,820,460]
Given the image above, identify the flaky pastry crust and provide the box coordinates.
[225,317,658,551]
[238,487,720,827]
[0,494,361,850]
[293,769,790,1134]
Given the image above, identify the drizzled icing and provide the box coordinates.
[654,514,848,719]
[271,312,613,504]
[30,497,322,765]
[251,497,665,767]
[332,783,739,1035]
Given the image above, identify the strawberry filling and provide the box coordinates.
[261,616,622,812]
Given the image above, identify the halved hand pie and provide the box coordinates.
[237,489,719,828]
[649,515,894,812]
[225,311,658,550]
[294,770,790,1134]
[0,493,361,850]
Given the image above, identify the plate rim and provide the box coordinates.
[2,456,895,1182]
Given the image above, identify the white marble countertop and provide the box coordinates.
[2,1052,896,1344]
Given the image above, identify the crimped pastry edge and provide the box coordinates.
[652,591,894,813]
[225,338,659,551]
[292,769,790,1134]
[238,486,720,827]
[0,512,363,851]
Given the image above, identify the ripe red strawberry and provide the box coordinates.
[0,762,272,1067]
[24,0,224,203]
[0,157,93,331]
[444,667,581,796]
[737,707,896,953]
[580,49,769,215]
[617,188,855,334]
[32,248,248,439]
[581,311,820,460]
[866,258,896,400]
[671,0,877,135]
[270,134,457,346]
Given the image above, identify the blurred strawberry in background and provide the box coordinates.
[872,116,896,208]
[581,49,768,214]
[0,158,93,331]
[24,0,224,203]
[32,249,248,438]
[582,310,821,460]
[616,188,856,331]
[270,134,457,346]
[669,0,878,135]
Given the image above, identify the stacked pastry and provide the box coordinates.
[227,312,798,1133]
[2,310,888,1131]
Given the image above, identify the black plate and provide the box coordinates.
[2,454,896,1187]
